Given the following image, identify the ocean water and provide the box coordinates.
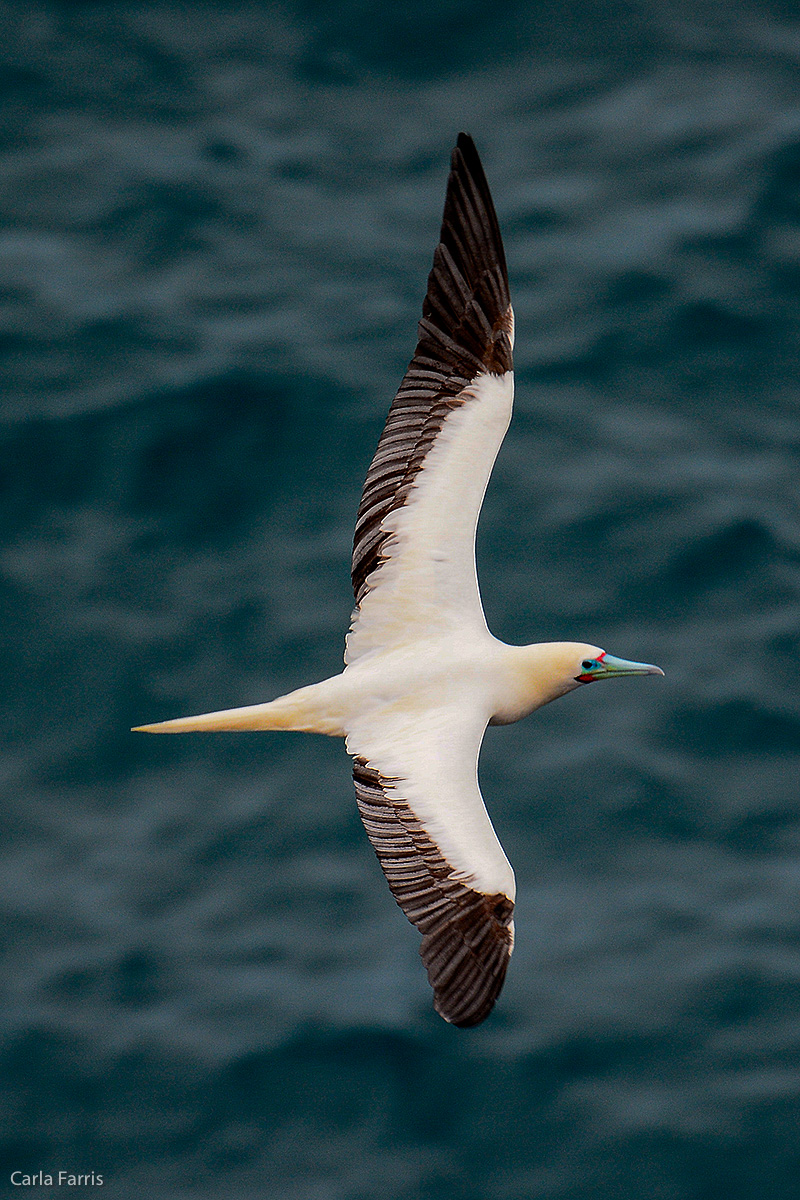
[2,2,800,1197]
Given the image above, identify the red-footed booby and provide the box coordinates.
[134,134,663,1027]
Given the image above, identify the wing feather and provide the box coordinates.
[352,754,515,1028]
[349,133,513,628]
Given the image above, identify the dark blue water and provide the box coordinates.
[2,2,800,1197]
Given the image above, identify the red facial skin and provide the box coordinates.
[576,650,606,683]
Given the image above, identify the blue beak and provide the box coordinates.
[579,653,664,682]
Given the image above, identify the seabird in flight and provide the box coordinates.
[134,134,663,1027]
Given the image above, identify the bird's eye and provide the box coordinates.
[581,660,594,670]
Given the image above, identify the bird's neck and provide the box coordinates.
[490,641,582,725]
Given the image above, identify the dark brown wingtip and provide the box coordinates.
[423,890,514,1028]
[453,132,484,183]
[424,132,513,377]
[451,132,510,302]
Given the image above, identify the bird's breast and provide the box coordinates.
[340,635,507,728]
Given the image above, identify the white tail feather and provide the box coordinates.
[132,677,348,736]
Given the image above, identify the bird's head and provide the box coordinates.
[506,641,664,718]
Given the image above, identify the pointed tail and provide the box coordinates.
[132,678,347,737]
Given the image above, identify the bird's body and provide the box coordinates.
[135,135,662,1027]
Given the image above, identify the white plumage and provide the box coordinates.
[135,135,662,1027]
[345,371,513,665]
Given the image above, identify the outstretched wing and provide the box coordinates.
[347,705,515,1027]
[347,134,514,665]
